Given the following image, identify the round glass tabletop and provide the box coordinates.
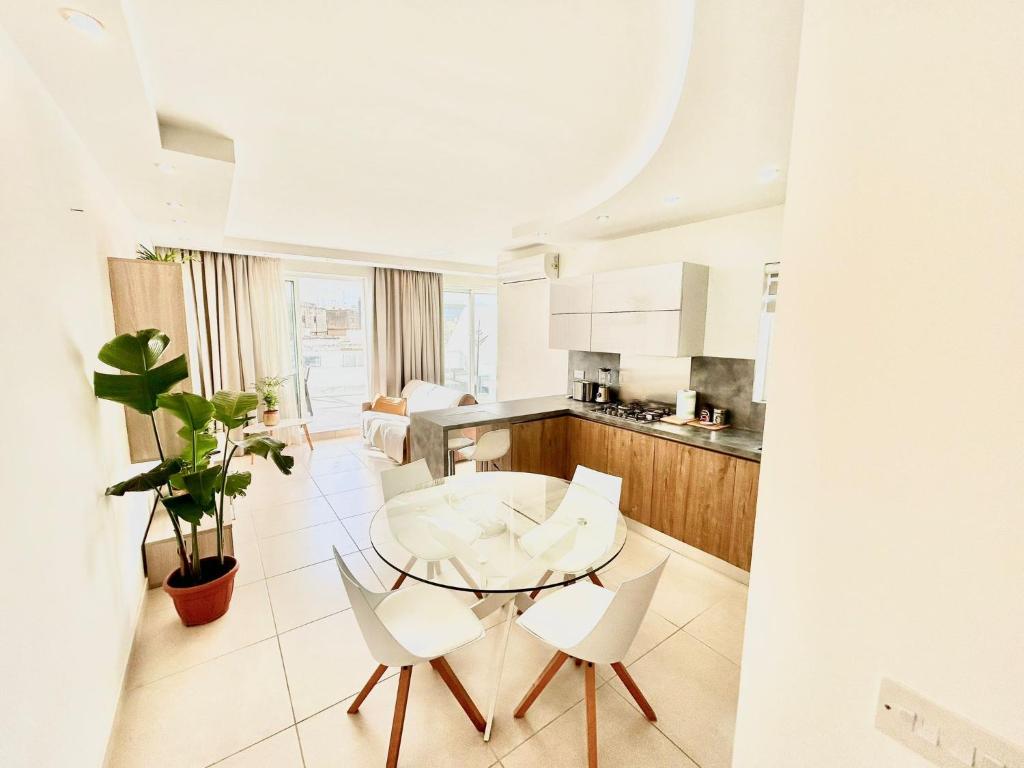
[368,471,627,594]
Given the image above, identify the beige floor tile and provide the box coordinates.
[359,546,405,589]
[313,467,378,494]
[445,622,587,759]
[279,610,395,720]
[242,475,324,510]
[683,596,747,664]
[607,630,739,768]
[604,552,745,628]
[305,439,362,459]
[230,515,266,587]
[267,552,382,633]
[211,727,303,768]
[306,452,366,477]
[298,665,498,768]
[341,511,373,548]
[107,639,293,768]
[501,685,698,768]
[258,521,359,578]
[324,485,385,519]
[126,581,276,688]
[251,496,338,539]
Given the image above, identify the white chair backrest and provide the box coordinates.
[472,429,511,463]
[381,458,434,502]
[332,546,421,667]
[570,465,622,508]
[567,555,669,664]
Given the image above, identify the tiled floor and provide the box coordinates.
[105,435,748,768]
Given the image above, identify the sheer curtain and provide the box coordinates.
[170,249,297,430]
[372,267,444,396]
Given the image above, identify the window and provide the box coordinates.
[752,263,779,403]
[443,289,498,402]
[284,275,371,432]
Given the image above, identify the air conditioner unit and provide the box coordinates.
[497,252,559,284]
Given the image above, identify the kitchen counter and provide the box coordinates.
[410,395,763,477]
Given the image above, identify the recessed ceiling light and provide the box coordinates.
[664,194,681,206]
[155,161,176,174]
[757,165,782,183]
[537,231,549,238]
[171,218,188,225]
[596,215,610,223]
[59,8,105,38]
[165,201,184,209]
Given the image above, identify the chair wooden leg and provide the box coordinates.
[430,657,486,732]
[387,666,412,768]
[610,662,657,721]
[528,570,553,600]
[513,650,569,718]
[585,662,598,768]
[390,556,417,589]
[347,663,388,714]
[575,657,583,667]
[587,571,604,587]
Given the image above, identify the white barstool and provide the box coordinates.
[462,428,511,472]
[333,548,487,768]
[513,555,669,768]
[446,434,474,476]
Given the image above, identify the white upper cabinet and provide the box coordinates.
[547,261,709,356]
[591,262,686,313]
[549,274,593,314]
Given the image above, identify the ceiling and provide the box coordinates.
[0,1,802,269]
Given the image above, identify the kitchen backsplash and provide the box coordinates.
[566,352,765,432]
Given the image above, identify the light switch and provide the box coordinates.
[898,708,918,730]
[915,718,940,746]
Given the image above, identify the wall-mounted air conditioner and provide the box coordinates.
[497,252,559,284]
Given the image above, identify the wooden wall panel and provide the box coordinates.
[107,259,191,463]
[512,417,568,479]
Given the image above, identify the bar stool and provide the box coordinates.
[446,434,474,476]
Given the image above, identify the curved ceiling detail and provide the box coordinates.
[127,0,695,264]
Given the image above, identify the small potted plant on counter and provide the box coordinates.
[254,375,288,426]
[95,329,294,626]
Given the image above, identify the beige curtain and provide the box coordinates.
[372,267,444,396]
[173,249,296,423]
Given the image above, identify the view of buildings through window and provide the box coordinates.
[284,275,370,432]
[443,290,497,402]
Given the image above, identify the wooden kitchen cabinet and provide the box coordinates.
[566,417,611,477]
[511,417,568,479]
[606,428,655,524]
[728,459,760,570]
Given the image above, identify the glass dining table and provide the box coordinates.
[368,470,628,740]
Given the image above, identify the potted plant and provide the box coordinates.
[254,375,288,426]
[95,329,293,626]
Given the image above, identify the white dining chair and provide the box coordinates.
[518,465,623,595]
[462,428,510,471]
[332,547,487,768]
[512,555,669,768]
[380,459,484,595]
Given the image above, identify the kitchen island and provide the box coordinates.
[410,395,763,571]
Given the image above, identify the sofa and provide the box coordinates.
[361,380,477,463]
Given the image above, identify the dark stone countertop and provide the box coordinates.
[411,395,763,462]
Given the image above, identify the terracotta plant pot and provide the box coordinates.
[263,409,280,426]
[163,556,239,626]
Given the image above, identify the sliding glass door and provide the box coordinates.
[284,275,371,432]
[443,289,497,402]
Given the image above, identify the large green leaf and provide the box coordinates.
[223,471,252,498]
[170,465,222,508]
[98,329,170,373]
[157,392,215,432]
[104,459,183,496]
[178,426,219,467]
[94,355,188,415]
[162,493,206,525]
[237,435,295,475]
[212,390,259,430]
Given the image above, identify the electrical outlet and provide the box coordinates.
[876,679,1024,768]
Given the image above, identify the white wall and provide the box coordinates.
[0,29,149,768]
[733,2,1024,766]
[498,205,783,402]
